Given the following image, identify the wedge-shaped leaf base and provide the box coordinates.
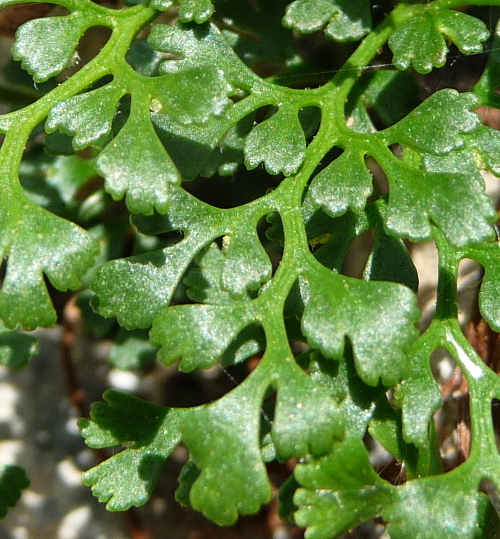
[389,9,489,74]
[81,348,349,525]
[294,439,394,539]
[151,303,255,371]
[80,391,182,511]
[301,269,419,387]
[384,150,496,247]
[46,84,124,151]
[295,440,490,539]
[310,148,372,217]
[0,200,98,329]
[382,90,480,155]
[272,360,345,459]
[12,12,95,82]
[180,377,272,525]
[283,0,371,41]
[96,99,180,216]
[245,106,306,176]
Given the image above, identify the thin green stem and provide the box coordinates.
[0,2,158,203]
[322,3,414,122]
[0,4,157,130]
[433,230,460,321]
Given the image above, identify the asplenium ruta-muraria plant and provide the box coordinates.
[3,0,500,535]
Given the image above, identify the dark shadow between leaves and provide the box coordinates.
[343,342,386,409]
[125,38,166,78]
[137,453,168,487]
[61,25,112,80]
[92,392,171,447]
[132,210,184,237]
[182,148,283,209]
[491,399,500,455]
[220,323,266,368]
[309,210,361,272]
[257,215,283,275]
[307,145,343,180]
[1,40,58,107]
[299,106,321,141]
[161,323,266,408]
[19,144,70,217]
[152,112,218,182]
[364,201,419,292]
[366,156,389,200]
[419,42,491,100]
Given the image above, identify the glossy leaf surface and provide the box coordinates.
[2,0,500,534]
[12,13,93,82]
[283,0,371,41]
[389,8,489,74]
[301,270,419,386]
